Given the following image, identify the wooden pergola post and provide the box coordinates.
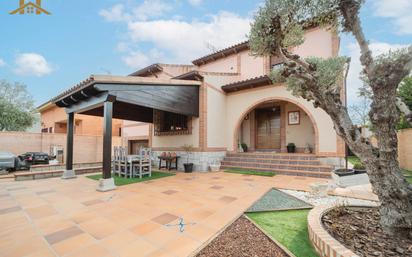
[62,112,76,179]
[97,100,116,191]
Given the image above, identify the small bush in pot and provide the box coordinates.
[241,143,248,152]
[287,143,296,153]
[182,144,194,173]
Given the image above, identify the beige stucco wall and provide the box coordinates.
[206,86,227,148]
[398,128,412,170]
[284,103,315,148]
[225,85,338,153]
[40,104,122,136]
[239,51,266,80]
[0,132,121,164]
[293,27,335,58]
[198,55,238,73]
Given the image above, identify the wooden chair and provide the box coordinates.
[118,147,131,178]
[133,148,152,179]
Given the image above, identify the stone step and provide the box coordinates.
[221,165,331,178]
[226,152,318,160]
[223,156,321,166]
[221,160,332,173]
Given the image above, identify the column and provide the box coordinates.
[62,112,76,179]
[97,101,116,191]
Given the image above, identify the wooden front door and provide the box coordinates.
[256,108,281,149]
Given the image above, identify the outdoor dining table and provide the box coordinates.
[126,154,141,178]
[157,156,180,171]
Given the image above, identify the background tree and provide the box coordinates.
[0,80,36,131]
[348,96,370,127]
[250,0,412,238]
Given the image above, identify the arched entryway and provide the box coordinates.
[233,98,319,154]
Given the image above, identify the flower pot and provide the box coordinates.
[287,145,296,153]
[209,164,221,172]
[184,163,194,173]
[333,168,355,176]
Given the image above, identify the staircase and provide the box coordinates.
[221,152,332,178]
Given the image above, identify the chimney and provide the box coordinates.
[36,0,41,14]
[19,0,24,14]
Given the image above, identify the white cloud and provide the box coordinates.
[372,0,412,35]
[122,49,165,69]
[14,53,53,77]
[188,0,202,6]
[346,42,407,105]
[99,4,131,22]
[0,58,5,67]
[100,0,173,22]
[125,11,251,64]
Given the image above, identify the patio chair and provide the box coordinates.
[118,147,131,178]
[113,146,120,176]
[132,148,152,179]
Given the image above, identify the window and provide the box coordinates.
[153,110,191,136]
[48,127,53,133]
[41,128,48,133]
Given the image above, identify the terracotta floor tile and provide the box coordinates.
[79,216,121,240]
[210,185,224,190]
[52,232,97,256]
[130,221,160,236]
[0,206,21,215]
[219,196,237,203]
[162,235,200,257]
[66,243,112,257]
[162,190,178,195]
[151,213,179,225]
[36,189,56,195]
[116,238,157,257]
[44,226,84,245]
[82,199,104,206]
[26,205,57,219]
[100,230,138,252]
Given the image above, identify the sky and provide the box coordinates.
[0,0,411,108]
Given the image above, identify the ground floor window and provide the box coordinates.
[153,110,191,136]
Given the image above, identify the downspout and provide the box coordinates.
[344,58,351,169]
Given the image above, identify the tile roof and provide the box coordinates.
[221,75,272,93]
[192,41,249,66]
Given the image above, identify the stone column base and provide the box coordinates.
[96,178,116,192]
[61,170,76,179]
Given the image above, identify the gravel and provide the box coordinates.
[279,189,378,207]
[196,216,289,257]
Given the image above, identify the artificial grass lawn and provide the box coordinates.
[224,168,275,177]
[349,156,412,183]
[87,171,175,186]
[247,209,319,257]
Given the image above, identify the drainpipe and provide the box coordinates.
[344,58,351,169]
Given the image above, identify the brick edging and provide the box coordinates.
[307,204,360,257]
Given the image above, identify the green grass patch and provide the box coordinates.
[347,156,362,166]
[402,169,412,184]
[247,209,319,257]
[87,171,175,186]
[224,168,275,177]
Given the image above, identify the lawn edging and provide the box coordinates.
[308,204,360,257]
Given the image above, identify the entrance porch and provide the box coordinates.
[237,100,316,153]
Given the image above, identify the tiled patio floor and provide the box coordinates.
[0,172,327,257]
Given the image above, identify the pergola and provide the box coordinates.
[53,75,200,191]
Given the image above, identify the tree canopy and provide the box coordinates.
[0,80,36,131]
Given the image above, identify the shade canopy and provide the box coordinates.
[53,75,201,122]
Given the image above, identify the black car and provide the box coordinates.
[19,152,50,167]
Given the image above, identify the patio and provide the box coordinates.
[0,172,324,257]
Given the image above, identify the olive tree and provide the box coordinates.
[0,80,36,131]
[249,0,412,238]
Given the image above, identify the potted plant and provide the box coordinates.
[241,143,248,152]
[353,163,367,174]
[209,160,221,172]
[287,143,296,153]
[304,143,313,154]
[182,144,194,173]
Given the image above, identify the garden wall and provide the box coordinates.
[0,132,122,164]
